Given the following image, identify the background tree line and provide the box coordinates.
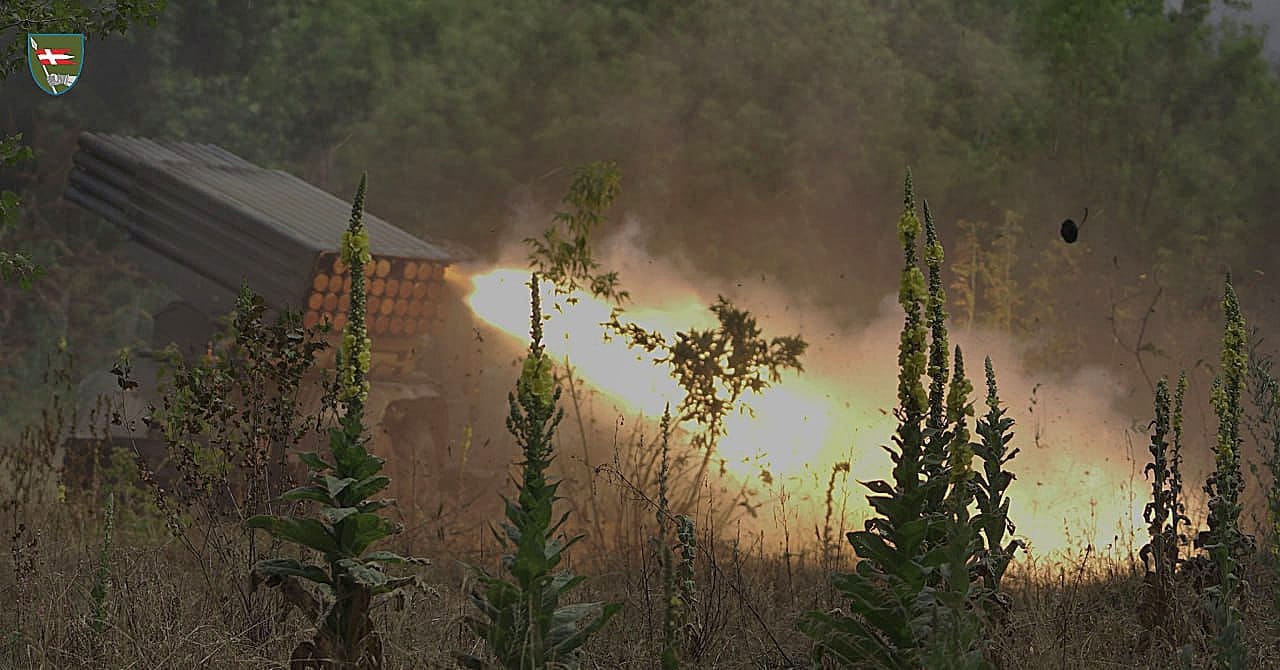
[2,0,1278,426]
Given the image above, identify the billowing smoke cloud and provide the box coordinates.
[458,213,1166,559]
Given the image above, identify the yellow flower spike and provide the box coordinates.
[337,174,371,407]
[520,352,555,407]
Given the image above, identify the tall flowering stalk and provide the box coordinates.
[1206,277,1247,547]
[247,175,425,669]
[945,347,975,512]
[338,174,373,412]
[893,171,929,504]
[459,275,619,670]
[1202,276,1249,669]
[923,200,951,497]
[1139,378,1177,628]
[1172,372,1189,558]
[972,357,1021,598]
[799,173,993,668]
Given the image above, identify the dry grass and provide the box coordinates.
[5,480,1280,669]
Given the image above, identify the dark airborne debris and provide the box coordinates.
[1060,207,1088,244]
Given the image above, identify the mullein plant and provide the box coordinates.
[246,175,427,669]
[89,492,115,642]
[922,200,952,516]
[458,276,620,670]
[1172,373,1189,565]
[654,406,685,670]
[918,348,988,670]
[1138,377,1187,628]
[971,357,1021,604]
[653,406,702,669]
[1201,277,1250,670]
[798,173,1001,669]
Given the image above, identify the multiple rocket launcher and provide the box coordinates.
[64,132,471,379]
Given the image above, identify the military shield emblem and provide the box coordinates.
[27,33,85,96]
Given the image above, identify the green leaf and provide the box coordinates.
[336,511,398,556]
[280,485,333,505]
[363,550,409,564]
[247,515,339,554]
[347,475,391,503]
[323,506,360,525]
[297,451,331,471]
[252,558,331,585]
[342,560,388,588]
[322,474,356,499]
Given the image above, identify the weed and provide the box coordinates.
[89,492,114,641]
[655,406,681,669]
[1200,276,1250,669]
[458,275,620,669]
[526,161,628,306]
[247,175,427,669]
[971,357,1021,604]
[1138,377,1183,629]
[798,172,999,668]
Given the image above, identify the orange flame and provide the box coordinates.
[460,266,1148,560]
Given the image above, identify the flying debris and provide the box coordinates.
[1060,207,1088,244]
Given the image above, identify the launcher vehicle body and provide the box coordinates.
[62,132,471,488]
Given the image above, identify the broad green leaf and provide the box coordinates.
[323,506,359,526]
[297,451,330,471]
[252,558,331,585]
[247,515,339,554]
[347,475,391,503]
[280,485,333,505]
[322,474,356,499]
[343,561,388,588]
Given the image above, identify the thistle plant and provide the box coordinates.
[246,175,426,669]
[608,296,807,513]
[458,275,620,670]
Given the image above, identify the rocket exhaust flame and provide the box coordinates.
[460,265,1149,560]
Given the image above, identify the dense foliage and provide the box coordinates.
[3,2,1279,422]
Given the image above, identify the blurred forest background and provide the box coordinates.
[2,0,1279,428]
